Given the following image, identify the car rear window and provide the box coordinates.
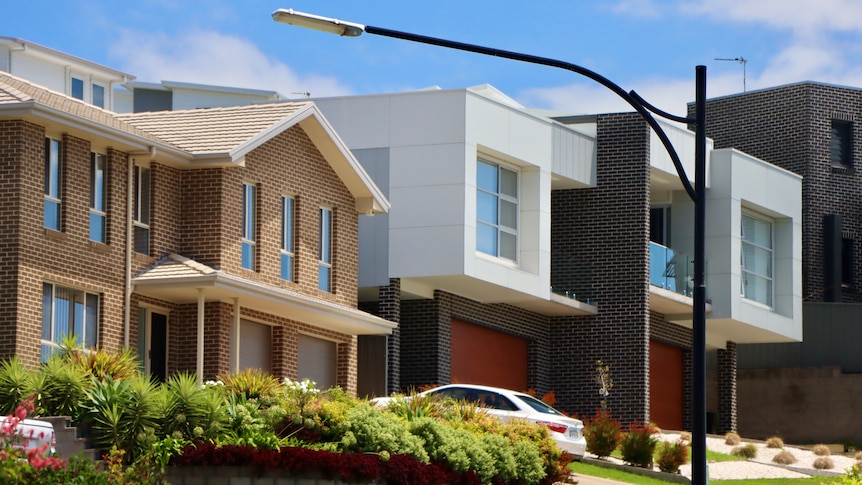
[514,393,564,416]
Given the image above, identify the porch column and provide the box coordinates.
[379,278,401,394]
[717,341,738,434]
[196,288,205,384]
[232,298,240,373]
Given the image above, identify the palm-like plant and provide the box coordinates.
[0,356,36,415]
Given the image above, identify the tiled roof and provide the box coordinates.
[134,253,216,281]
[117,101,310,154]
[0,71,171,147]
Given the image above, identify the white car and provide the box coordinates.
[376,384,586,457]
[0,417,56,455]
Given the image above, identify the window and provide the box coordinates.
[241,183,256,270]
[281,196,295,281]
[741,213,773,306]
[831,120,853,167]
[318,207,332,292]
[133,165,150,254]
[92,83,105,108]
[71,77,84,100]
[89,153,107,243]
[41,283,99,362]
[476,159,518,261]
[44,138,62,230]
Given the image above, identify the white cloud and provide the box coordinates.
[608,0,663,18]
[683,0,862,34]
[108,29,354,98]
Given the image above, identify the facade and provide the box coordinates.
[0,70,393,393]
[114,80,288,114]
[315,85,803,432]
[0,36,133,111]
[699,82,862,443]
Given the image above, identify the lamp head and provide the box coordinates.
[272,9,365,37]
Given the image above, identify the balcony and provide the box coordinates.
[650,242,694,297]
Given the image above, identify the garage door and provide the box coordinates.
[650,340,683,430]
[451,320,528,391]
[298,334,337,390]
[230,319,272,372]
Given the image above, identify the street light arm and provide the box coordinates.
[363,24,698,202]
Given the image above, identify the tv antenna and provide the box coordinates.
[292,91,311,98]
[715,57,747,92]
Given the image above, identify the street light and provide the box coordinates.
[274,9,708,485]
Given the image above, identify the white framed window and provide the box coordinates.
[476,159,518,261]
[133,165,151,254]
[318,207,332,292]
[89,153,107,243]
[741,213,773,306]
[92,83,106,109]
[44,138,62,230]
[41,283,99,362]
[281,196,296,281]
[242,182,256,270]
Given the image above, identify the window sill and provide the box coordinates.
[43,228,67,241]
[88,241,111,253]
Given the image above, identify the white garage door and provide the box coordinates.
[230,319,272,372]
[298,334,337,390]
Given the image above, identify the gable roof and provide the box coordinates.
[0,70,389,215]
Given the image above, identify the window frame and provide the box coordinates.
[91,82,106,109]
[44,138,62,231]
[89,153,107,243]
[241,182,257,270]
[318,206,333,292]
[133,164,151,254]
[280,195,296,281]
[476,158,519,262]
[830,119,853,168]
[740,212,774,307]
[41,282,99,362]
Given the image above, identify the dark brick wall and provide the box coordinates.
[716,341,737,433]
[695,83,862,303]
[550,113,652,425]
[398,290,551,394]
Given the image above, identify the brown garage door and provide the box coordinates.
[451,319,528,391]
[650,340,683,430]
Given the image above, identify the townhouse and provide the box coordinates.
[0,70,393,392]
[315,84,803,432]
[699,82,862,443]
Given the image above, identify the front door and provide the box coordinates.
[150,312,167,382]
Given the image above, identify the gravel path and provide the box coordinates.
[586,433,859,480]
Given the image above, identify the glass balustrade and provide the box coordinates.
[649,241,694,297]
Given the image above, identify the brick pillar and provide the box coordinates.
[683,349,693,432]
[717,341,738,434]
[379,278,401,394]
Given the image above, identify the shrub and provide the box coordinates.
[813,443,832,456]
[584,409,621,458]
[409,417,495,482]
[730,443,758,459]
[766,436,784,449]
[339,403,429,463]
[835,465,862,485]
[0,357,35,415]
[60,341,140,382]
[38,355,89,419]
[813,456,835,470]
[656,439,688,473]
[725,431,741,446]
[161,372,224,443]
[219,368,280,402]
[772,450,797,465]
[619,422,658,468]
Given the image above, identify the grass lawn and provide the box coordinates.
[569,461,842,485]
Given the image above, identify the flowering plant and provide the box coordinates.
[0,398,66,481]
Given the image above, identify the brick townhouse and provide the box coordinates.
[0,70,393,392]
[697,82,862,443]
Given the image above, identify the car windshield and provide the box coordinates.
[514,393,564,416]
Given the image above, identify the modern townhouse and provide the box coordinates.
[699,82,862,444]
[0,70,393,393]
[0,36,133,111]
[315,84,803,432]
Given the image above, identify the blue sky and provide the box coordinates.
[4,1,862,115]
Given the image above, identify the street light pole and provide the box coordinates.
[273,9,708,485]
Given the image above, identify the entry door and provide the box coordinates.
[150,312,167,382]
[138,308,168,383]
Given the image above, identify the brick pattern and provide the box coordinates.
[696,83,862,303]
[716,341,738,433]
[1,117,367,394]
[550,113,652,424]
[379,278,401,394]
